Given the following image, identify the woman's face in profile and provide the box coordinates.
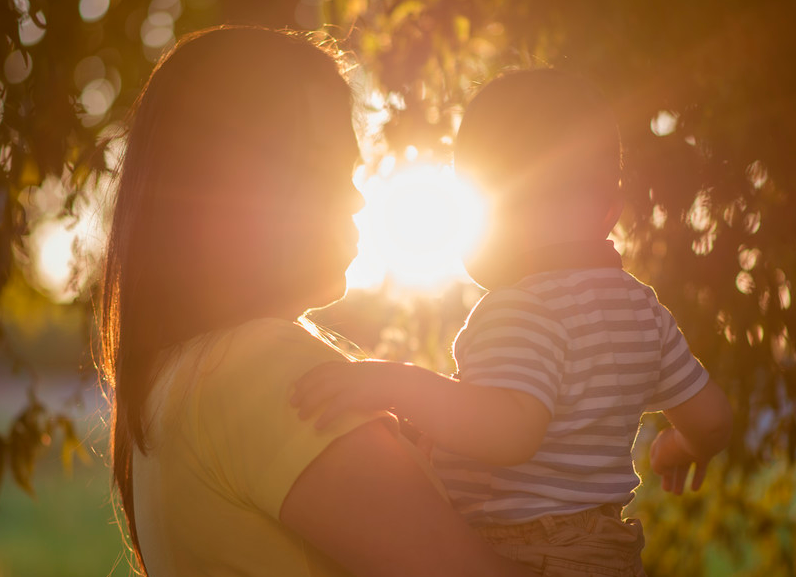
[179,80,362,320]
[263,85,363,311]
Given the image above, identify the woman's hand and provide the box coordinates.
[649,427,708,494]
[291,360,411,429]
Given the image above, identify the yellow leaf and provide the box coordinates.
[19,156,41,188]
[454,15,470,43]
[390,1,425,26]
[61,437,76,477]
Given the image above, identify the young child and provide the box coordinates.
[292,69,732,576]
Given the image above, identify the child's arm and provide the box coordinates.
[649,378,732,494]
[292,360,551,466]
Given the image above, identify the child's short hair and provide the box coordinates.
[455,69,622,207]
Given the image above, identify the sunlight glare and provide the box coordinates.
[30,189,107,303]
[34,220,75,298]
[346,163,486,292]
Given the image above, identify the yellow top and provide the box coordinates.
[133,318,393,576]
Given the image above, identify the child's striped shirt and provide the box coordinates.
[433,265,708,525]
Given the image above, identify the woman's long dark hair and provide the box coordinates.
[99,26,351,574]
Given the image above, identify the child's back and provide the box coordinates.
[436,264,707,524]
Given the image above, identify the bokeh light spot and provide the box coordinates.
[79,0,110,22]
[687,191,712,232]
[738,246,761,271]
[736,271,755,295]
[80,78,115,116]
[650,110,678,136]
[651,204,667,229]
[141,12,175,48]
[779,280,791,310]
[74,55,106,89]
[19,12,46,46]
[4,50,33,84]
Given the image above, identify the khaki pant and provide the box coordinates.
[476,504,647,577]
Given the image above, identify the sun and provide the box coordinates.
[346,159,487,292]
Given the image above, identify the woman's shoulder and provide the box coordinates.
[149,317,348,448]
[224,316,331,348]
[223,316,336,355]
[177,318,344,406]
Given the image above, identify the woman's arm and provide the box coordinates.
[280,419,539,577]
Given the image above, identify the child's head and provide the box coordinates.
[455,69,623,287]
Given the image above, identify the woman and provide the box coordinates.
[100,26,536,577]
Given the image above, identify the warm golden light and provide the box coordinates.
[35,220,74,294]
[346,161,487,292]
[29,193,106,303]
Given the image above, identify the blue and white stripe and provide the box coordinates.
[433,267,708,525]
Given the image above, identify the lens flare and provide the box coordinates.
[346,163,486,292]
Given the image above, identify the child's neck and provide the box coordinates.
[523,223,610,253]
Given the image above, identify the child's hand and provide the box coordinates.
[649,427,708,495]
[291,360,406,429]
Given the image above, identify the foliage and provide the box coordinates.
[630,413,795,576]
[1,391,90,495]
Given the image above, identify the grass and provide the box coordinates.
[0,434,130,577]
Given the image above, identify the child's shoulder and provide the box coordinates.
[518,267,658,298]
[476,283,549,312]
[465,282,563,330]
[470,267,664,320]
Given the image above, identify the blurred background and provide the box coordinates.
[1,0,794,575]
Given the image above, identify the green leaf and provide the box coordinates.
[57,415,91,476]
[0,435,6,491]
